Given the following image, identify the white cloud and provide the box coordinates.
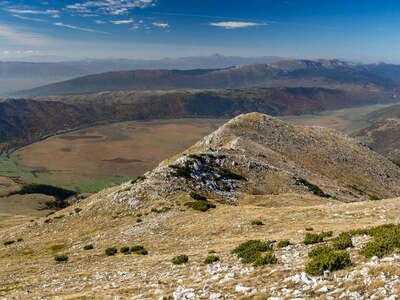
[66,0,156,15]
[209,21,266,29]
[6,8,59,15]
[0,24,51,46]
[95,20,106,24]
[111,18,134,24]
[152,22,169,28]
[12,14,48,23]
[53,22,109,34]
[0,49,40,55]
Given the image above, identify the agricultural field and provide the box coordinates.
[1,118,225,193]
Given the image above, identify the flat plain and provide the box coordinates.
[0,104,392,193]
[10,118,225,191]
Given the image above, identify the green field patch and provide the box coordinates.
[58,176,130,193]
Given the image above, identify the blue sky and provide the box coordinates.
[0,0,400,62]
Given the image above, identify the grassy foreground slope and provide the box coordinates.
[1,113,400,298]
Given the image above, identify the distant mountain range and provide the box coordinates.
[11,59,400,97]
[0,54,286,95]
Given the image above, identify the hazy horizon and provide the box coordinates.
[1,1,400,63]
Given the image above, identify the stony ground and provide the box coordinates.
[1,193,400,299]
[1,113,400,299]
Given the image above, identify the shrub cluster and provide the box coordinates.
[306,246,351,276]
[232,240,275,266]
[54,255,69,262]
[120,246,130,254]
[356,224,400,258]
[251,220,264,226]
[303,231,332,245]
[185,194,216,212]
[172,254,189,265]
[332,233,353,250]
[253,252,278,266]
[131,245,148,255]
[277,240,291,248]
[216,168,246,181]
[190,192,207,201]
[83,244,94,250]
[132,176,146,184]
[204,255,220,264]
[107,245,148,255]
[3,240,15,246]
[295,178,330,198]
[105,247,118,256]
[345,224,400,258]
[170,163,192,179]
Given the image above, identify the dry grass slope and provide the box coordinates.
[1,113,400,299]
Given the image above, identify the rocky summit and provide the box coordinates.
[1,113,400,299]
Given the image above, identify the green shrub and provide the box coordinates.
[332,233,353,250]
[136,218,143,223]
[204,255,220,264]
[360,239,394,258]
[349,224,400,258]
[185,200,216,212]
[321,231,333,238]
[132,176,146,184]
[131,245,148,255]
[277,240,291,248]
[3,240,15,246]
[216,168,246,181]
[135,249,148,255]
[170,164,192,179]
[83,244,94,250]
[74,208,82,213]
[17,238,23,242]
[251,220,264,226]
[304,233,325,245]
[105,247,118,256]
[172,254,189,265]
[308,245,334,258]
[232,240,273,264]
[305,227,314,231]
[54,255,68,262]
[190,192,207,201]
[296,178,330,198]
[368,194,380,201]
[131,245,144,252]
[120,246,131,254]
[253,253,278,266]
[305,249,351,276]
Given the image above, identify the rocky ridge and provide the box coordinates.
[109,113,400,211]
[354,118,400,161]
[1,113,400,299]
